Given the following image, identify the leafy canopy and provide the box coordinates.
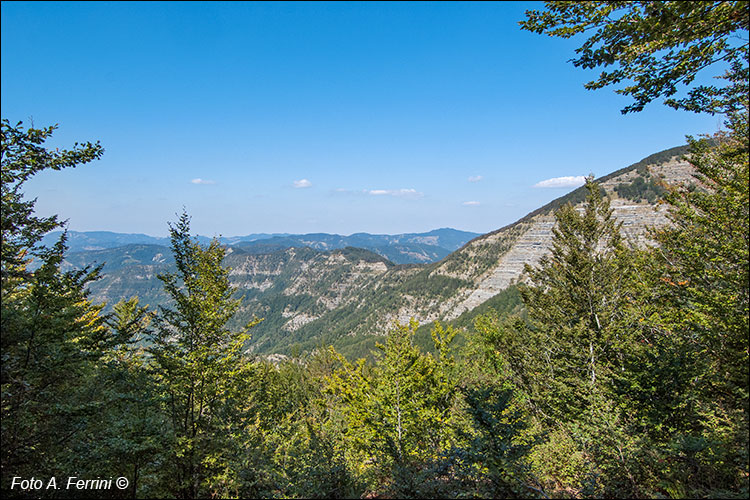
[521,1,749,114]
[1,119,103,281]
[149,211,259,498]
[1,119,109,485]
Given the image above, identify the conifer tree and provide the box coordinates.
[77,297,165,498]
[518,3,749,496]
[518,180,635,422]
[476,181,648,496]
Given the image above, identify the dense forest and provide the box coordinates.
[2,2,748,498]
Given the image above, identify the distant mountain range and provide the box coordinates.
[42,231,289,252]
[43,228,479,265]
[54,145,696,358]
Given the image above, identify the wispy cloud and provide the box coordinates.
[468,175,483,183]
[462,200,481,206]
[332,187,424,199]
[533,175,586,188]
[367,188,423,198]
[191,178,216,185]
[293,178,312,188]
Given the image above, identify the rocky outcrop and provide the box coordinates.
[360,156,695,327]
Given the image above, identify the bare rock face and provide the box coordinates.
[353,155,695,329]
[443,215,557,319]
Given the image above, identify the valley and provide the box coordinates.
[66,144,695,357]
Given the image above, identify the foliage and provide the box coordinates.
[1,120,109,494]
[657,106,749,405]
[325,320,467,497]
[3,5,748,490]
[451,378,535,498]
[644,103,750,496]
[473,114,749,496]
[73,297,166,498]
[521,1,749,114]
[1,119,103,282]
[513,8,749,493]
[518,181,636,422]
[614,172,666,203]
[474,181,660,497]
[225,353,358,499]
[148,211,259,498]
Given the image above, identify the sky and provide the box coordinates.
[1,1,726,237]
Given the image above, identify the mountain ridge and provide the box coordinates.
[60,145,696,357]
[44,228,479,265]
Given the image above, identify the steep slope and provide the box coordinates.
[54,244,175,312]
[283,145,696,354]
[63,145,695,357]
[433,145,692,319]
[224,246,396,353]
[68,244,397,355]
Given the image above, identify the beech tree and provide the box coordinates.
[1,120,108,487]
[326,320,463,496]
[521,1,749,114]
[644,104,749,495]
[1,119,103,280]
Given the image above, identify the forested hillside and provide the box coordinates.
[2,2,747,499]
[61,146,700,358]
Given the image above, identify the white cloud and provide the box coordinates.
[533,175,586,188]
[191,178,216,185]
[462,200,481,206]
[367,188,423,198]
[293,178,312,188]
[468,175,483,183]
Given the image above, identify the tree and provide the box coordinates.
[518,181,636,423]
[475,181,651,496]
[520,2,749,496]
[326,320,464,497]
[644,104,749,495]
[227,353,356,499]
[149,211,258,498]
[521,1,749,114]
[655,108,748,408]
[1,119,103,280]
[77,298,166,498]
[1,120,108,489]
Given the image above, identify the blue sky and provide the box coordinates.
[1,1,725,237]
